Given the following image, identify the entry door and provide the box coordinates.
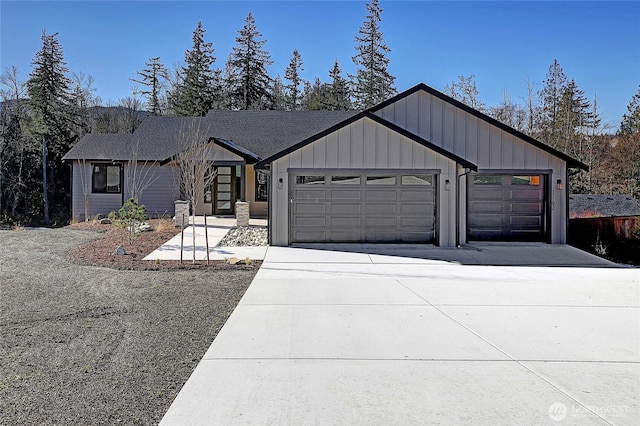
[213,166,236,215]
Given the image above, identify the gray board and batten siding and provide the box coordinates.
[264,84,586,247]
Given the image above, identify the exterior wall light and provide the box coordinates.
[556,179,563,190]
[445,179,451,191]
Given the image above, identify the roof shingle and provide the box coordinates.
[569,194,640,218]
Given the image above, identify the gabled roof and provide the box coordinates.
[65,111,357,162]
[371,83,589,171]
[254,111,478,170]
[62,134,133,161]
[569,194,640,218]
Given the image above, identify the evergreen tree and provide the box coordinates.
[539,59,568,149]
[27,30,78,225]
[327,60,351,110]
[301,78,327,111]
[351,0,396,109]
[269,74,287,110]
[228,12,273,110]
[173,22,217,116]
[619,85,640,136]
[557,79,594,157]
[131,57,169,116]
[284,49,304,111]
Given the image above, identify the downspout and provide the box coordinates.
[264,168,272,245]
[456,166,473,247]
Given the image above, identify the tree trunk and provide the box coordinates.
[42,136,49,226]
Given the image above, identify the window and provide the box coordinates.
[255,170,268,202]
[473,175,502,185]
[331,175,361,185]
[92,164,121,193]
[511,175,541,186]
[366,176,396,185]
[296,175,325,185]
[401,175,433,186]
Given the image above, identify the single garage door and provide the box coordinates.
[467,174,547,241]
[290,172,436,243]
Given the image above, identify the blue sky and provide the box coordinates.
[1,0,639,130]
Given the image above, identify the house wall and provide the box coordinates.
[269,117,458,246]
[134,163,178,218]
[71,161,179,221]
[245,165,268,217]
[374,90,568,244]
[71,161,123,221]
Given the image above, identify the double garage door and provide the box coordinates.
[290,172,436,243]
[467,174,547,241]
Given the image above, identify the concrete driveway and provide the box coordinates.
[161,245,639,425]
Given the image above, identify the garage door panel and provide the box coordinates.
[292,173,436,244]
[294,216,326,227]
[510,203,542,214]
[400,189,434,202]
[510,189,543,201]
[469,202,501,214]
[510,216,542,227]
[294,189,325,200]
[329,189,362,200]
[294,203,326,214]
[468,215,502,227]
[365,217,398,227]
[329,203,361,214]
[365,203,397,215]
[294,230,327,242]
[365,190,397,201]
[471,189,503,201]
[330,230,361,242]
[329,216,362,227]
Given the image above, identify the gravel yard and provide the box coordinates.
[0,227,257,425]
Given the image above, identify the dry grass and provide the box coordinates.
[154,218,175,234]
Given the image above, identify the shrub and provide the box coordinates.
[109,199,147,243]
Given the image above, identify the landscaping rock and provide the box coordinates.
[217,226,268,247]
[112,244,127,256]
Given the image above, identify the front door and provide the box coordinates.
[213,166,236,215]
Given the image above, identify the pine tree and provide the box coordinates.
[131,57,169,116]
[228,12,273,110]
[173,22,217,116]
[619,85,640,136]
[284,49,304,111]
[351,0,396,109]
[27,30,78,225]
[269,74,287,110]
[327,60,351,110]
[557,79,593,157]
[539,59,568,149]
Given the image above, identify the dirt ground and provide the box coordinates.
[0,226,258,425]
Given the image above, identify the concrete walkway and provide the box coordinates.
[161,245,639,425]
[143,216,268,261]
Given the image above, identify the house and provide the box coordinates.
[569,194,640,242]
[64,83,587,247]
[62,111,356,219]
[569,194,640,219]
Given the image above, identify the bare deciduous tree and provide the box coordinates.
[126,137,159,205]
[172,118,218,263]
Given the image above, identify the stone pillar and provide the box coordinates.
[174,200,190,228]
[235,201,250,227]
